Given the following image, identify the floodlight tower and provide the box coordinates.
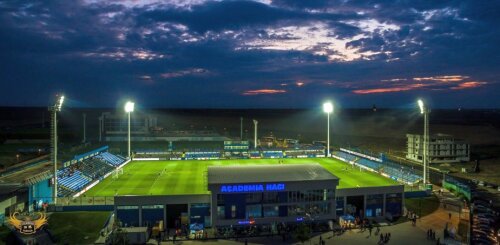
[82,113,86,143]
[240,117,243,140]
[124,101,135,159]
[418,99,430,187]
[49,94,64,205]
[253,119,258,149]
[323,102,333,157]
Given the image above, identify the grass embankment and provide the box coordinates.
[48,211,111,244]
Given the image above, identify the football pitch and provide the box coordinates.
[84,158,399,196]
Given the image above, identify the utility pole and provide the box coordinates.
[423,109,429,186]
[82,113,86,143]
[98,116,102,142]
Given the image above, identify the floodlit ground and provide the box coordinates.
[85,158,398,196]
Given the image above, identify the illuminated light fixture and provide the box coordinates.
[124,101,135,113]
[418,99,425,114]
[323,102,333,113]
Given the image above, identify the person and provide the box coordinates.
[369,225,373,237]
[436,237,440,245]
[448,212,451,220]
[380,233,384,243]
[319,235,322,244]
[376,226,380,235]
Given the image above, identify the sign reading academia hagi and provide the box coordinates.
[220,183,285,193]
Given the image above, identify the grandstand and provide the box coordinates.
[96,152,125,166]
[56,149,126,197]
[333,148,422,185]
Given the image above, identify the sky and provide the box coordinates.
[0,0,499,108]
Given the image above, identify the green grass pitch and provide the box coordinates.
[84,158,399,196]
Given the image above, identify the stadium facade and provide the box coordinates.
[113,163,404,228]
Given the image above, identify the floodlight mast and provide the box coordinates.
[253,119,258,149]
[49,94,64,205]
[418,99,429,188]
[124,101,134,159]
[323,102,333,157]
[240,117,243,140]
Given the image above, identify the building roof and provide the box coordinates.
[208,163,338,184]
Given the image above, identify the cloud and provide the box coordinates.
[413,75,469,82]
[353,84,425,94]
[242,22,390,62]
[0,0,498,108]
[160,68,211,79]
[242,89,287,95]
[80,48,167,61]
[451,81,487,90]
[352,75,487,94]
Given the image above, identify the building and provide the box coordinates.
[406,133,470,164]
[208,164,338,226]
[99,112,157,141]
[113,163,404,229]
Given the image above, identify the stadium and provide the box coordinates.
[4,99,487,245]
[0,103,433,244]
[16,135,416,235]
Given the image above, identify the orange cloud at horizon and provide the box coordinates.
[451,81,487,90]
[243,89,287,95]
[353,74,486,94]
[353,84,424,94]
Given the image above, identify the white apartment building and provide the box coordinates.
[406,133,470,163]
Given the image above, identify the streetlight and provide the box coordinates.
[49,94,64,205]
[124,101,134,159]
[417,99,429,188]
[323,102,333,157]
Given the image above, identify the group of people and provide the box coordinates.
[406,210,418,226]
[427,228,440,244]
[379,232,391,244]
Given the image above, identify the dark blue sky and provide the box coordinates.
[0,0,499,108]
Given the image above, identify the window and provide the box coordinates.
[246,205,262,218]
[217,194,224,205]
[263,206,279,217]
[231,205,236,218]
[217,206,225,219]
[117,205,138,210]
[142,205,163,209]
